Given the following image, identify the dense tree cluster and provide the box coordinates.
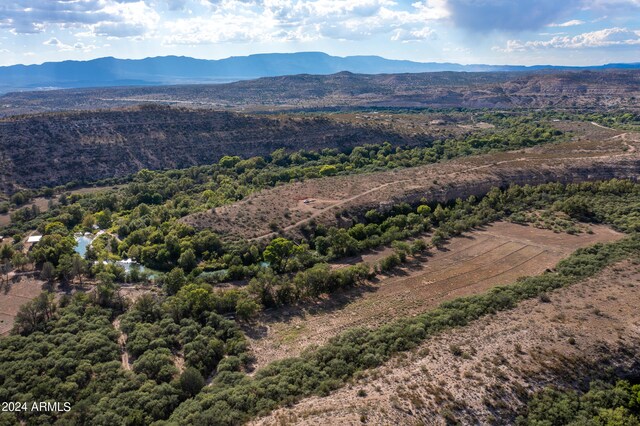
[0,292,249,425]
[518,380,640,425]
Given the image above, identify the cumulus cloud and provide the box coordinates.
[495,27,640,51]
[43,37,96,52]
[391,27,436,43]
[163,0,447,44]
[0,0,157,37]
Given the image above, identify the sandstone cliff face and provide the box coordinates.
[0,106,430,192]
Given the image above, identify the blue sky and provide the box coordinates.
[0,0,639,66]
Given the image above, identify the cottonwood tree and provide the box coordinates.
[263,238,300,273]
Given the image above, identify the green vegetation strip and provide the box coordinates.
[167,236,640,425]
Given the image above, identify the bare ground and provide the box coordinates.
[184,122,639,240]
[0,274,45,335]
[112,318,132,371]
[252,259,640,426]
[246,222,623,370]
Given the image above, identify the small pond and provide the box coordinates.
[74,233,94,257]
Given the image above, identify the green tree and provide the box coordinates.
[179,367,205,397]
[163,267,186,296]
[82,214,96,230]
[218,155,242,168]
[178,249,197,272]
[319,165,338,176]
[10,192,26,206]
[31,234,75,267]
[40,261,55,283]
[1,244,14,283]
[11,252,28,272]
[417,205,432,217]
[72,255,87,285]
[13,292,56,335]
[235,297,261,321]
[247,270,278,307]
[263,238,300,272]
[95,210,112,229]
[133,348,177,383]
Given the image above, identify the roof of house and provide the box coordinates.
[27,235,42,243]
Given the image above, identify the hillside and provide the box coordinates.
[2,69,640,116]
[0,105,436,192]
[182,121,640,240]
[252,260,640,425]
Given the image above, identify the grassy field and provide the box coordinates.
[0,275,45,335]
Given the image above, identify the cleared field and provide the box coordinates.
[184,122,639,240]
[247,222,623,369]
[253,260,640,425]
[0,275,44,335]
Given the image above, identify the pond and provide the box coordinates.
[75,234,157,280]
[115,259,156,280]
[74,233,94,257]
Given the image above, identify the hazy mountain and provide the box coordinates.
[1,52,639,93]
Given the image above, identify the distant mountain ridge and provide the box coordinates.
[1,52,639,93]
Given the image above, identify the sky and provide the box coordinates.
[0,0,639,67]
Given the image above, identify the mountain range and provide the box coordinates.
[2,52,640,93]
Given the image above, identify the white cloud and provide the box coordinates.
[0,0,157,37]
[494,27,640,51]
[549,19,585,27]
[391,27,436,43]
[163,0,448,44]
[43,37,96,51]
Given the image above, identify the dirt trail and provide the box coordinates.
[193,122,639,240]
[113,318,132,371]
[591,121,637,153]
[250,179,414,241]
[247,222,623,370]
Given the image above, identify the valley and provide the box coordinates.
[0,69,639,426]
